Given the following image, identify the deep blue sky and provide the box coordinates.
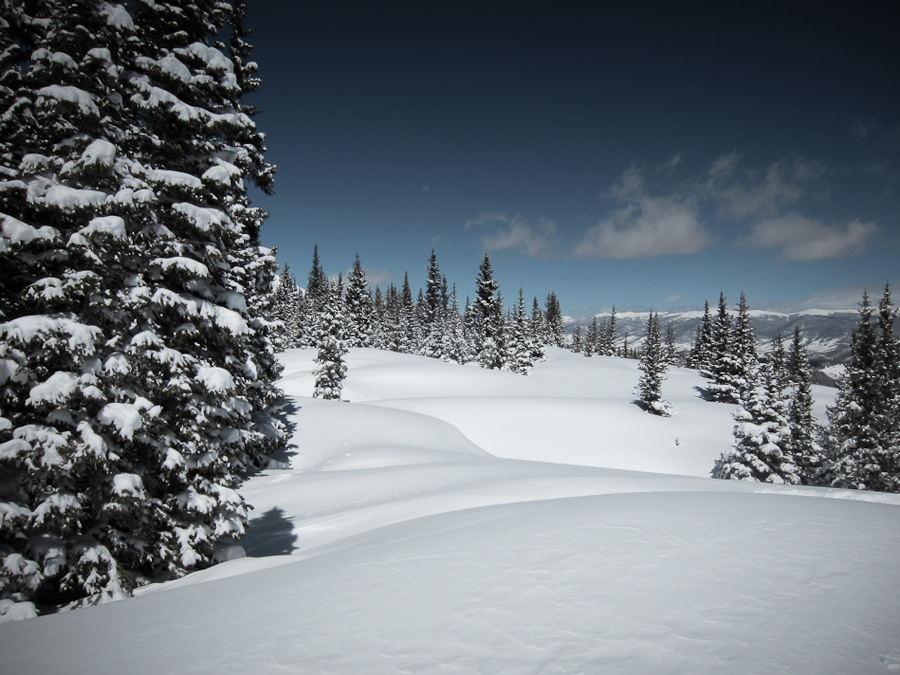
[247,1,900,316]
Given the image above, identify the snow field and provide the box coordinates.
[1,348,898,674]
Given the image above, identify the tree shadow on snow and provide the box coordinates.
[693,385,716,402]
[271,396,301,461]
[242,507,298,557]
[245,398,301,477]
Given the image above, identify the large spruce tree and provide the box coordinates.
[824,286,900,492]
[0,0,283,617]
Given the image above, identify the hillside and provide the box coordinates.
[1,349,898,674]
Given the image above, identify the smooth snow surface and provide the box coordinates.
[2,348,899,674]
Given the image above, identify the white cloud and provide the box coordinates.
[799,286,872,311]
[573,195,711,259]
[707,151,741,181]
[605,164,645,201]
[740,213,878,261]
[706,155,825,220]
[575,164,712,259]
[465,212,557,258]
[575,154,880,261]
[362,268,394,289]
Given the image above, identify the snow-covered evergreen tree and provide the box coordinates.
[529,298,546,360]
[571,325,583,354]
[312,283,348,400]
[705,293,758,404]
[664,321,678,365]
[585,317,599,357]
[600,306,617,356]
[271,265,301,350]
[544,292,565,347]
[473,255,505,369]
[437,284,472,365]
[689,300,714,371]
[297,245,327,347]
[505,289,537,374]
[423,249,443,326]
[786,327,821,484]
[636,313,672,416]
[344,253,373,348]
[399,273,421,354]
[0,0,284,617]
[824,286,900,492]
[420,251,446,358]
[712,349,799,484]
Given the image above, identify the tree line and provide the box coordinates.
[269,248,573,397]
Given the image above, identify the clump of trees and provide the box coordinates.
[699,287,899,494]
[271,250,555,397]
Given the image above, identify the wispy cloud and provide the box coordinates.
[799,285,873,311]
[573,197,711,259]
[739,213,878,261]
[574,164,711,259]
[465,212,557,258]
[362,268,394,289]
[705,154,826,220]
[574,153,876,261]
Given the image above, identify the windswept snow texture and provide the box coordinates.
[2,348,899,674]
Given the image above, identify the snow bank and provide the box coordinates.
[3,492,898,675]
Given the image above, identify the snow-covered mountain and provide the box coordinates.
[572,308,859,369]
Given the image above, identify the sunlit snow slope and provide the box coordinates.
[2,348,899,675]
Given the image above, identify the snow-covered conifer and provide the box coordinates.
[585,317,599,357]
[571,326,583,354]
[424,250,443,326]
[344,253,373,348]
[786,327,822,483]
[437,285,472,364]
[636,313,672,416]
[690,300,714,371]
[705,293,758,404]
[824,286,900,492]
[506,289,536,374]
[713,351,799,484]
[271,265,301,349]
[665,321,678,365]
[544,292,565,347]
[600,307,617,356]
[473,255,505,369]
[312,284,348,400]
[0,0,284,615]
[297,245,327,347]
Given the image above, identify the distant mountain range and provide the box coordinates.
[567,309,861,385]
